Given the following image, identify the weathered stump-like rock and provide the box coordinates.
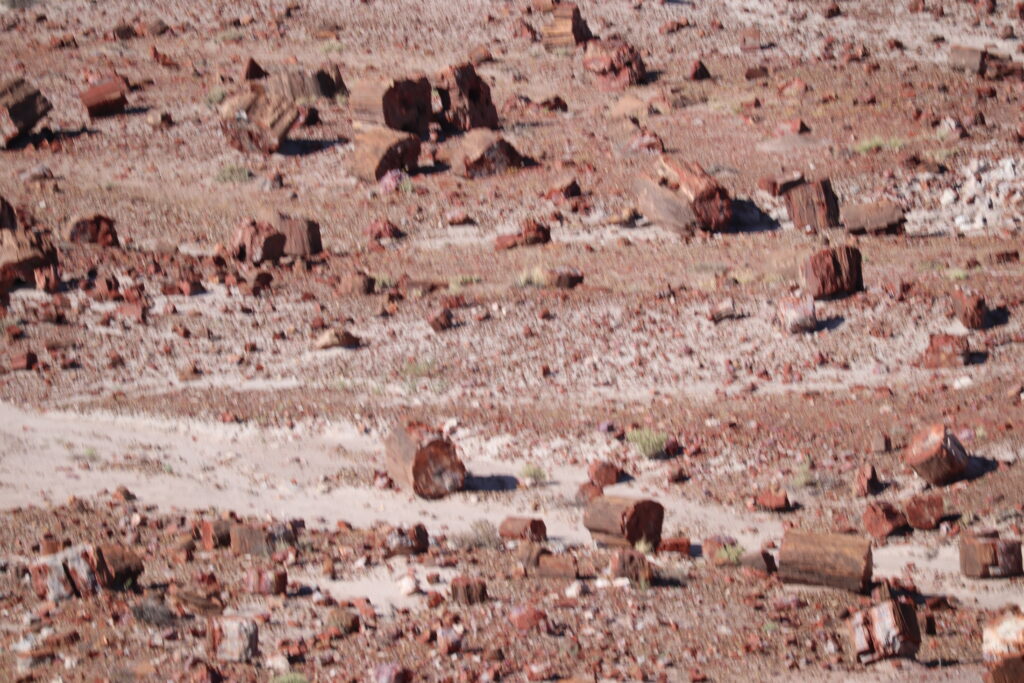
[0,78,52,148]
[352,125,420,182]
[801,245,862,299]
[435,63,498,131]
[903,423,969,486]
[451,130,529,178]
[779,531,872,593]
[349,76,432,137]
[384,421,466,499]
[583,495,663,548]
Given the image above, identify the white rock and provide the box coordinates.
[397,575,419,596]
[565,580,588,598]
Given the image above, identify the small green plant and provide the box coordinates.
[449,274,480,293]
[634,538,654,555]
[790,460,816,489]
[762,621,780,634]
[84,447,98,460]
[322,40,344,54]
[271,675,309,683]
[852,136,904,154]
[626,428,668,460]
[335,93,349,107]
[519,463,547,485]
[373,274,396,290]
[1,0,39,8]
[715,543,745,566]
[517,266,548,288]
[215,164,253,184]
[398,177,414,194]
[218,29,245,43]
[945,268,969,281]
[451,520,502,550]
[206,88,228,106]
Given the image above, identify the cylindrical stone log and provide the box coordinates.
[784,179,840,231]
[201,519,232,550]
[498,517,547,542]
[384,421,466,499]
[583,496,664,548]
[352,125,421,182]
[657,156,733,232]
[0,78,52,148]
[778,531,873,593]
[960,533,1023,579]
[94,543,143,589]
[903,424,969,486]
[348,76,432,137]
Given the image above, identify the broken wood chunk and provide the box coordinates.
[801,245,862,299]
[219,88,298,154]
[352,125,420,182]
[80,78,128,119]
[583,496,664,548]
[610,548,654,584]
[451,129,529,178]
[434,62,498,131]
[266,65,345,102]
[0,78,52,148]
[67,215,119,247]
[784,179,839,231]
[903,423,969,486]
[657,156,732,232]
[953,289,987,329]
[848,599,921,663]
[919,333,969,369]
[498,517,547,542]
[349,76,432,137]
[541,3,592,51]
[960,533,1023,579]
[948,45,986,75]
[778,531,872,593]
[582,40,646,90]
[450,575,487,604]
[208,616,258,663]
[842,200,905,235]
[384,421,466,499]
[633,176,699,235]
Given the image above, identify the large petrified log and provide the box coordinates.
[384,421,466,499]
[583,495,664,548]
[903,423,969,486]
[778,530,872,593]
[219,87,298,154]
[633,176,700,234]
[1,197,60,298]
[352,125,421,182]
[0,78,52,148]
[657,155,732,232]
[434,62,498,131]
[842,200,905,235]
[848,598,920,663]
[801,245,862,299]
[265,64,346,101]
[349,76,432,137]
[784,179,839,231]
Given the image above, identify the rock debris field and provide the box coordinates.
[1,0,1024,681]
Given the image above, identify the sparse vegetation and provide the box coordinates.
[449,274,481,292]
[335,93,349,107]
[2,0,38,9]
[715,543,745,566]
[852,136,904,154]
[206,88,228,106]
[451,520,502,550]
[218,29,245,43]
[519,463,547,485]
[517,266,548,288]
[373,275,396,290]
[322,40,344,54]
[271,675,309,683]
[790,460,816,489]
[626,428,668,460]
[634,538,654,555]
[215,164,253,184]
